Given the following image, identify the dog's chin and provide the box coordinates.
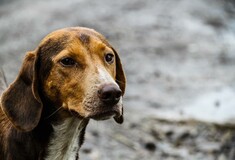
[70,110,116,121]
[87,105,122,121]
[68,104,122,122]
[90,110,117,121]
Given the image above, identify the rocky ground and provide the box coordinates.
[0,0,235,159]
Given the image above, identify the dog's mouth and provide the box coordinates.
[88,98,123,120]
[69,104,122,121]
[89,110,119,120]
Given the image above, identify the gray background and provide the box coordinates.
[0,0,235,159]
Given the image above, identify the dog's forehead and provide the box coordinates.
[39,27,112,57]
[41,27,110,46]
[69,28,113,53]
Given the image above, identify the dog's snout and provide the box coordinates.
[98,84,122,106]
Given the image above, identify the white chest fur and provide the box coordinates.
[45,118,88,160]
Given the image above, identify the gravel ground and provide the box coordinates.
[0,0,235,159]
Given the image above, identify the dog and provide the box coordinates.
[0,27,126,160]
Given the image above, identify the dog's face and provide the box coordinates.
[0,27,126,131]
[41,28,125,121]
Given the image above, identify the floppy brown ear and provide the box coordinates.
[0,52,42,132]
[113,48,126,95]
[112,48,126,124]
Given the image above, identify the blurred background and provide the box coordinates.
[0,0,235,159]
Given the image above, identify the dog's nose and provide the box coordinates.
[98,84,122,106]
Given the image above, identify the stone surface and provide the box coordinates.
[152,88,235,126]
[0,0,235,159]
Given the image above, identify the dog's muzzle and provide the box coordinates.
[98,84,122,106]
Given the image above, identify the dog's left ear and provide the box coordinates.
[112,48,126,124]
[112,48,126,95]
[1,52,42,132]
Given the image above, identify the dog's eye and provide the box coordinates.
[105,53,114,64]
[60,58,76,67]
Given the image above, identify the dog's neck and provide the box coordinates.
[45,117,89,160]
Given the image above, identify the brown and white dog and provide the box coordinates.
[0,27,126,160]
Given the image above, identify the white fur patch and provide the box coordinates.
[98,67,117,85]
[45,118,88,160]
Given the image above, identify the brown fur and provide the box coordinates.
[0,27,126,160]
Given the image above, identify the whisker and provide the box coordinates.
[116,79,125,84]
[44,106,63,120]
[115,79,125,85]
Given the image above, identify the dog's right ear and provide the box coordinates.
[0,52,42,132]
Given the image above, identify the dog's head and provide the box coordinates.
[0,27,126,131]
